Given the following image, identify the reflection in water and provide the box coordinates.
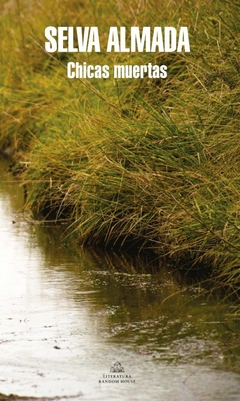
[0,159,239,401]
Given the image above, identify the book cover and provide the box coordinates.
[0,1,239,400]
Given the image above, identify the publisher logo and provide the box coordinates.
[110,361,124,373]
[99,362,136,384]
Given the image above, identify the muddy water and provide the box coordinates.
[0,160,239,401]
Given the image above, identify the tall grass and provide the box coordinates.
[0,0,240,294]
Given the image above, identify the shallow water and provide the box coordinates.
[0,160,239,401]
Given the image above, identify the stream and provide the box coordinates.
[0,159,239,401]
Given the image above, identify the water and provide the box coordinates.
[0,159,239,401]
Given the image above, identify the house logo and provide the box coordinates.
[98,362,136,384]
[110,361,125,373]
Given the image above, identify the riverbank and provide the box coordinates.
[1,0,240,294]
[1,157,240,400]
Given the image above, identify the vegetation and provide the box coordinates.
[0,0,240,295]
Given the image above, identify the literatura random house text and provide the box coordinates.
[44,26,191,79]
